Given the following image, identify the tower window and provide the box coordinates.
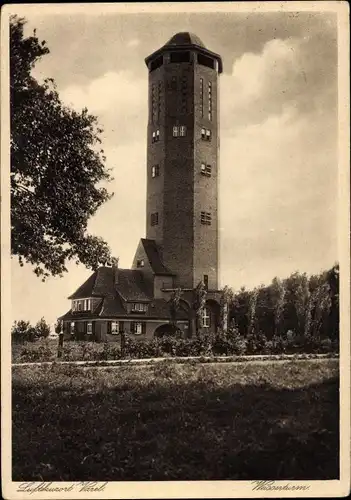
[203,275,209,290]
[150,55,163,72]
[201,128,211,141]
[200,78,204,117]
[152,164,160,177]
[151,212,159,226]
[158,80,162,120]
[152,130,160,143]
[173,125,186,137]
[200,211,212,225]
[198,53,215,69]
[169,76,177,91]
[208,82,212,121]
[201,163,212,176]
[170,51,190,63]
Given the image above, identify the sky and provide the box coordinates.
[9,8,339,327]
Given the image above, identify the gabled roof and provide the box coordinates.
[68,266,151,302]
[59,297,189,321]
[117,269,150,301]
[140,239,175,276]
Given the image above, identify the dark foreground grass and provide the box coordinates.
[12,359,339,481]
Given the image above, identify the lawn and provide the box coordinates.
[12,359,339,481]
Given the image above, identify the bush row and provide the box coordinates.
[12,330,339,363]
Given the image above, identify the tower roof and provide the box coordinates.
[164,32,206,49]
[145,31,223,73]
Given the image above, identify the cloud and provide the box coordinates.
[126,38,140,47]
[220,34,336,133]
[60,70,148,145]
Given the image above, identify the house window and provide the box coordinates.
[173,126,179,137]
[85,299,91,311]
[202,307,211,328]
[152,130,160,143]
[201,163,212,176]
[203,275,209,290]
[131,321,146,335]
[180,125,186,136]
[200,211,212,225]
[137,259,145,268]
[70,322,75,335]
[87,322,93,335]
[72,301,76,312]
[111,321,119,335]
[107,321,123,335]
[152,164,160,178]
[151,212,159,226]
[132,303,148,312]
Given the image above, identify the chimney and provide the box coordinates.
[111,257,119,286]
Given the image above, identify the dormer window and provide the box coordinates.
[131,303,148,312]
[72,298,92,312]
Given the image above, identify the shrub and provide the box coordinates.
[12,320,37,343]
[35,317,50,339]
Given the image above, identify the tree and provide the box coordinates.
[270,277,286,337]
[193,281,207,337]
[35,317,50,338]
[12,320,35,343]
[10,16,113,280]
[169,287,183,332]
[219,285,233,333]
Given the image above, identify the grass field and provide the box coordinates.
[12,359,339,481]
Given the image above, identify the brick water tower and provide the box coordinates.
[144,32,223,292]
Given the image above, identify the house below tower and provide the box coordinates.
[59,238,223,341]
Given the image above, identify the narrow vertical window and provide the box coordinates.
[157,80,162,121]
[173,126,179,137]
[203,275,209,290]
[70,322,75,335]
[87,322,93,335]
[180,125,186,137]
[200,78,204,117]
[202,307,210,328]
[151,84,157,124]
[151,212,159,226]
[152,164,160,178]
[208,82,212,121]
